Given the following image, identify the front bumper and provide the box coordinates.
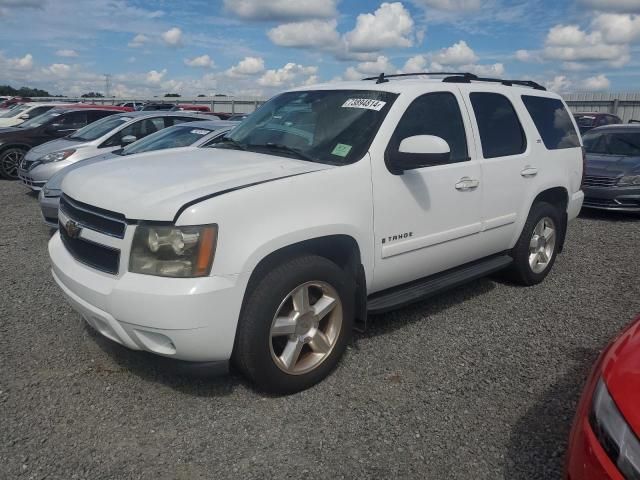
[565,417,624,480]
[38,190,60,228]
[49,232,247,363]
[19,160,73,191]
[583,185,640,212]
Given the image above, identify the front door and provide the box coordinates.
[370,90,484,293]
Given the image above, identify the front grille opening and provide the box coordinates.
[60,221,120,275]
[60,194,126,238]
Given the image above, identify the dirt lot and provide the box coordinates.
[1,179,639,479]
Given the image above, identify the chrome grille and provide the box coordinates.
[60,194,127,239]
[582,175,618,188]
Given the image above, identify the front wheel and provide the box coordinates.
[508,201,563,286]
[0,147,27,180]
[233,255,354,394]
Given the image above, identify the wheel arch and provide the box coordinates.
[530,186,569,253]
[244,234,367,330]
[0,143,32,153]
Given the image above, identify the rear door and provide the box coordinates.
[463,91,531,252]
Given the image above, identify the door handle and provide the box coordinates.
[521,166,538,178]
[455,177,480,191]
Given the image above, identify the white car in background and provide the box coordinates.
[39,119,237,226]
[0,103,63,128]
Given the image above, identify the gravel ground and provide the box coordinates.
[1,178,639,480]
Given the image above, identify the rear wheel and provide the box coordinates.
[508,201,563,285]
[0,147,27,180]
[233,255,354,394]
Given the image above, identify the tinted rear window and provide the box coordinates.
[522,96,580,150]
[470,92,526,158]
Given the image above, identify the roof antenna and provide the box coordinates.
[376,73,388,84]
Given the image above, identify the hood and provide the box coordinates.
[586,153,640,177]
[46,152,117,191]
[61,147,332,221]
[602,317,640,437]
[0,126,22,135]
[26,138,84,160]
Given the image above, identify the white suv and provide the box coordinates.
[49,73,584,393]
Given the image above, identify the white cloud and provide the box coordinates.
[9,53,34,71]
[226,56,265,76]
[343,56,398,81]
[582,74,611,91]
[224,0,337,21]
[463,63,505,76]
[146,69,167,84]
[161,27,183,47]
[546,75,572,93]
[258,62,318,87]
[412,0,482,11]
[592,13,640,44]
[344,2,416,52]
[42,63,71,77]
[55,49,78,57]
[268,19,340,48]
[579,0,640,13]
[515,49,534,62]
[543,23,630,67]
[432,40,478,65]
[403,55,428,72]
[184,54,214,68]
[128,34,150,48]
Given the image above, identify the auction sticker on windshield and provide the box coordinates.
[190,129,210,135]
[342,98,387,111]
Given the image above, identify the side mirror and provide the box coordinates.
[121,135,137,145]
[18,113,29,120]
[388,135,451,175]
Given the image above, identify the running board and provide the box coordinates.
[367,255,513,315]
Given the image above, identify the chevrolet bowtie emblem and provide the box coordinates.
[64,219,82,239]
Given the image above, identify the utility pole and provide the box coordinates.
[104,74,112,98]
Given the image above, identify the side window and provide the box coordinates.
[388,92,469,164]
[470,92,526,158]
[521,95,580,150]
[58,111,88,129]
[106,118,164,146]
[165,116,199,127]
[88,110,116,122]
[26,106,50,119]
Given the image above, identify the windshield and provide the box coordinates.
[69,114,131,141]
[583,131,640,156]
[119,124,214,155]
[0,104,29,118]
[213,90,398,165]
[18,109,64,129]
[575,115,596,128]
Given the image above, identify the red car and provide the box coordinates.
[177,103,210,112]
[566,315,640,479]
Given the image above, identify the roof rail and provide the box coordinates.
[362,72,547,91]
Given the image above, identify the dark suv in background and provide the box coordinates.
[0,107,121,179]
[574,112,622,135]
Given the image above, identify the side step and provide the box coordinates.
[367,254,513,315]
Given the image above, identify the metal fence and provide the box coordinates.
[30,96,266,114]
[563,93,640,123]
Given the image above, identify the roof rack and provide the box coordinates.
[362,72,546,91]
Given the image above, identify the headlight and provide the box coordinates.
[40,149,76,162]
[129,223,217,278]
[618,175,640,186]
[589,379,640,479]
[42,186,61,198]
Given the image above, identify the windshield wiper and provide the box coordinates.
[248,143,315,162]
[215,137,247,151]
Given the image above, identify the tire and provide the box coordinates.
[508,201,563,286]
[0,147,27,180]
[233,254,355,394]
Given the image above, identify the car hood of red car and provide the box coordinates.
[602,317,640,436]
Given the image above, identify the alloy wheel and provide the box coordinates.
[1,149,24,179]
[528,216,556,274]
[269,281,343,375]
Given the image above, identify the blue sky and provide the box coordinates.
[0,0,638,97]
